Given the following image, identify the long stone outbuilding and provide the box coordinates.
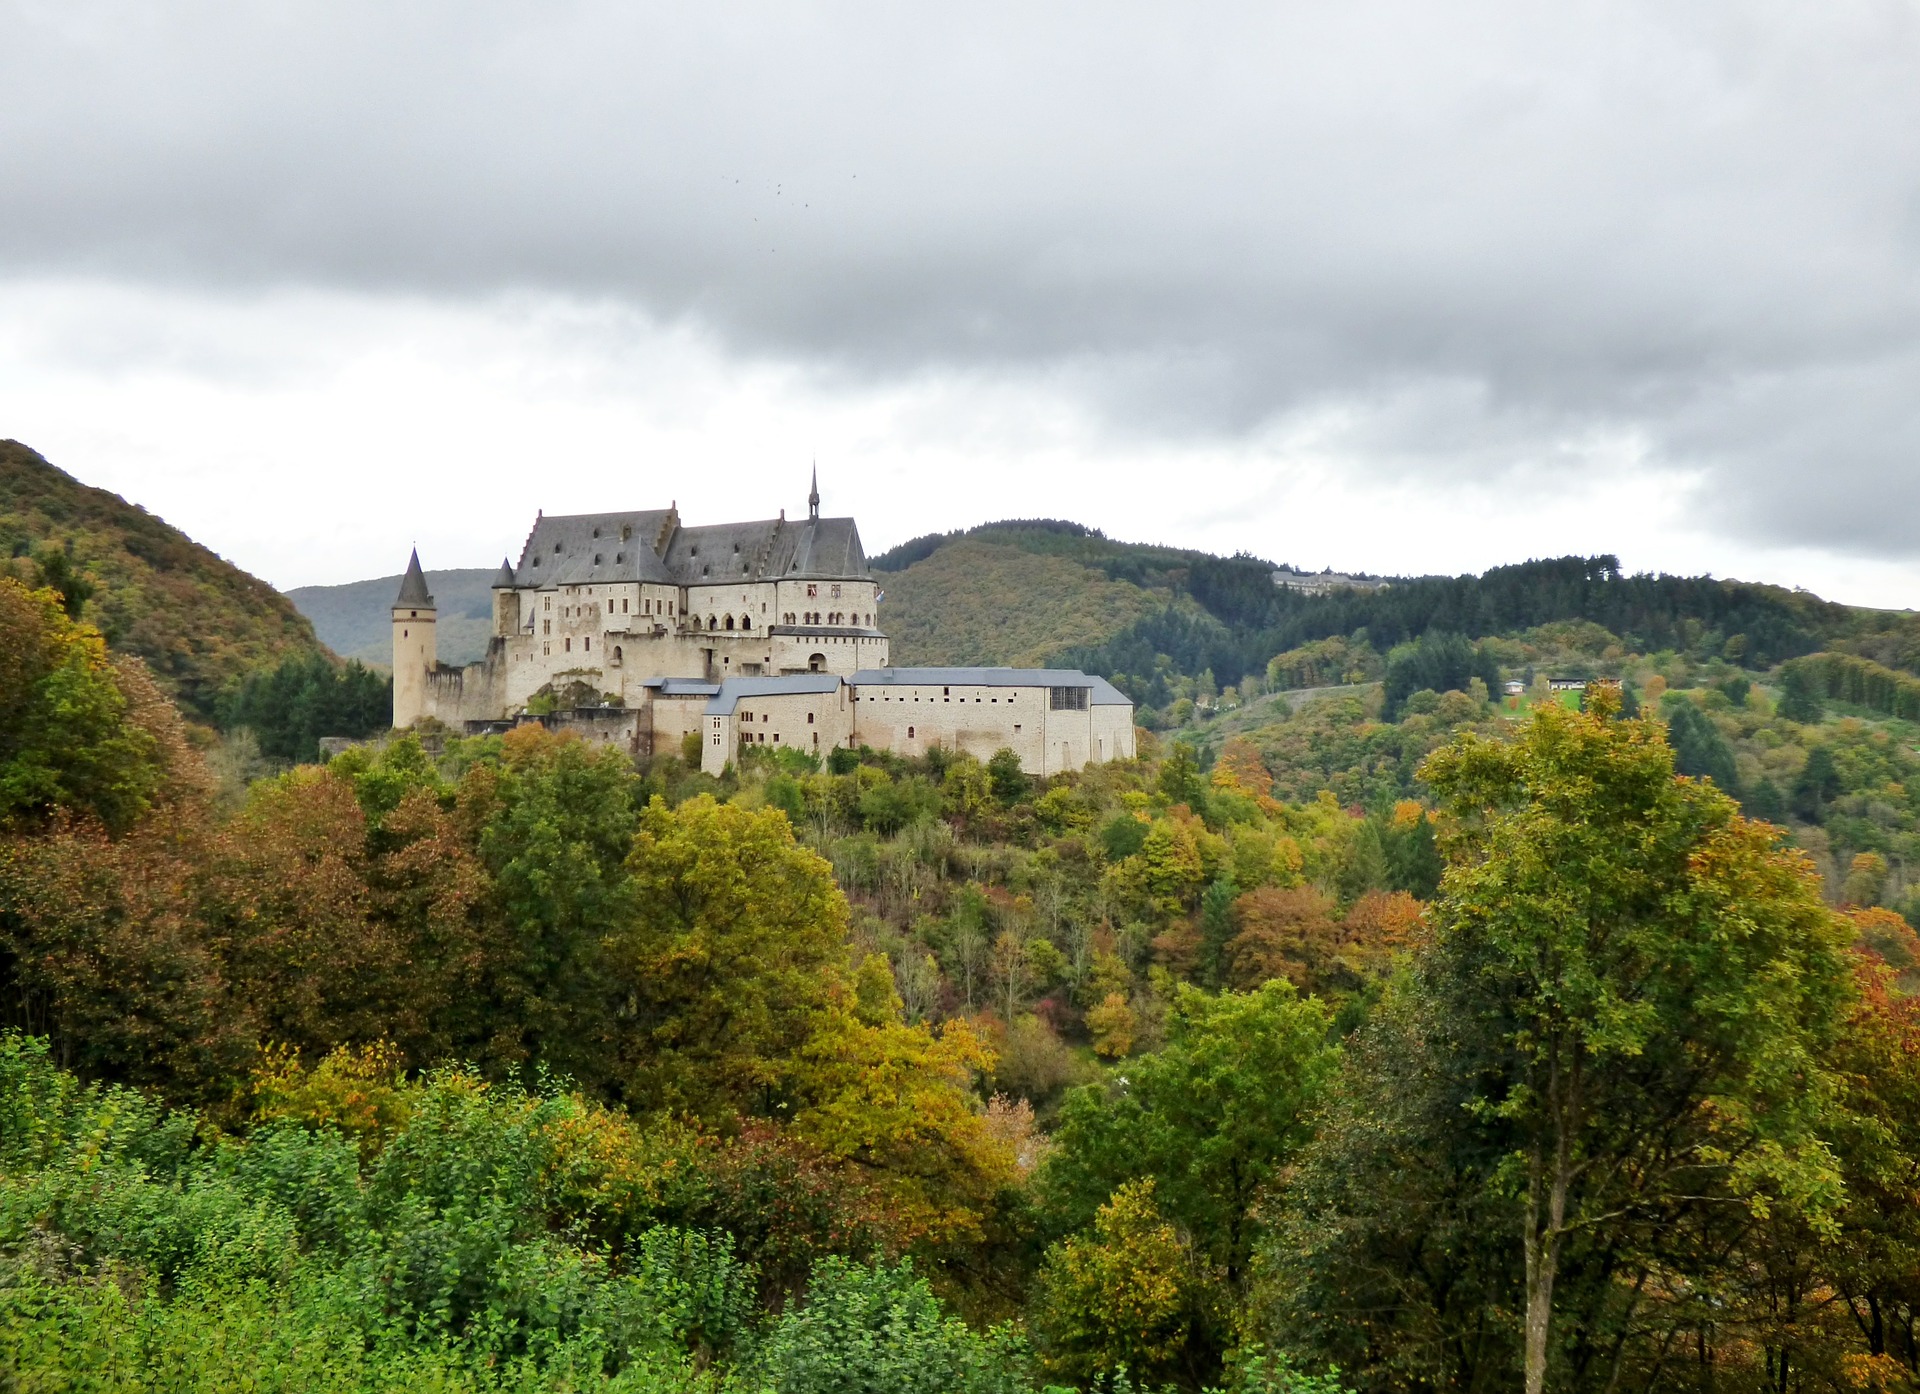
[701,667,1136,776]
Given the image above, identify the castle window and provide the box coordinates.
[402,628,408,637]
[831,584,841,599]
[543,620,551,635]
[614,646,622,661]
[594,554,602,565]
[543,643,550,656]
[592,527,600,538]
[724,615,735,631]
[622,525,632,542]
[622,598,628,613]
[807,712,814,724]
[584,637,591,651]
[554,543,561,554]
[741,616,752,630]
[615,553,623,564]
[807,584,818,598]
[907,726,915,739]
[544,597,551,610]
[565,638,572,652]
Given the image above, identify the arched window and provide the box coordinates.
[806,712,814,724]
[907,726,915,739]
[724,614,735,631]
[809,653,826,672]
[708,615,717,631]
[614,646,623,661]
[740,615,752,630]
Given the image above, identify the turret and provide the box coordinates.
[490,557,520,638]
[391,549,437,729]
[808,465,820,522]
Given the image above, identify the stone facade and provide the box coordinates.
[395,480,1137,775]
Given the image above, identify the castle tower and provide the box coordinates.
[490,557,520,638]
[392,549,437,729]
[808,465,820,521]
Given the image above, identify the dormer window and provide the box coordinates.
[621,525,632,542]
[553,543,561,554]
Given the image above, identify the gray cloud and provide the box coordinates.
[4,1,1920,557]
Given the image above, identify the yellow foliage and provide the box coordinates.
[250,1041,417,1156]
[1087,992,1138,1058]
[1034,1178,1195,1382]
[789,1008,1017,1247]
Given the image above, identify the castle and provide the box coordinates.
[393,475,1135,776]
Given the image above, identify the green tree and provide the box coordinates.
[1792,744,1841,823]
[1042,982,1337,1293]
[1662,697,1739,794]
[988,748,1030,806]
[1416,689,1853,1394]
[1778,663,1826,723]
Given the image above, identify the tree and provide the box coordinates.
[0,578,167,833]
[1416,688,1854,1394]
[1225,886,1342,994]
[1033,1179,1198,1385]
[1662,697,1739,795]
[1778,663,1826,723]
[1043,982,1337,1294]
[612,794,848,1119]
[987,748,1029,806]
[1792,744,1841,823]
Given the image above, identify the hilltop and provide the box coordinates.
[0,441,333,719]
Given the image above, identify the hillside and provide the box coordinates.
[287,567,499,669]
[877,537,1161,665]
[0,440,332,719]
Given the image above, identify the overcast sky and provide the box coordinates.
[2,2,1918,603]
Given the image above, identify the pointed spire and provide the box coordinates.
[808,463,820,521]
[394,548,435,607]
[491,556,516,589]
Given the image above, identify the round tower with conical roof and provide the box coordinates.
[392,548,437,729]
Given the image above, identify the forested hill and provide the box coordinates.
[875,520,1907,712]
[0,440,332,719]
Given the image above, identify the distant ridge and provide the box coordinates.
[0,441,332,719]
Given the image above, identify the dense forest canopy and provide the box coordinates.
[13,462,1920,1390]
[11,551,1920,1393]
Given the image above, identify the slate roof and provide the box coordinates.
[395,550,435,607]
[514,510,677,587]
[509,510,871,589]
[703,674,844,716]
[490,558,516,589]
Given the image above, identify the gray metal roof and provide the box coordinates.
[490,557,516,589]
[510,509,871,590]
[849,667,1131,704]
[639,677,722,697]
[704,673,844,715]
[395,550,435,607]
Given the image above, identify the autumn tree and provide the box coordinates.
[1414,687,1854,1394]
[611,794,848,1119]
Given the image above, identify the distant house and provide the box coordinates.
[1547,677,1589,692]
[1270,566,1388,596]
[1503,680,1525,697]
